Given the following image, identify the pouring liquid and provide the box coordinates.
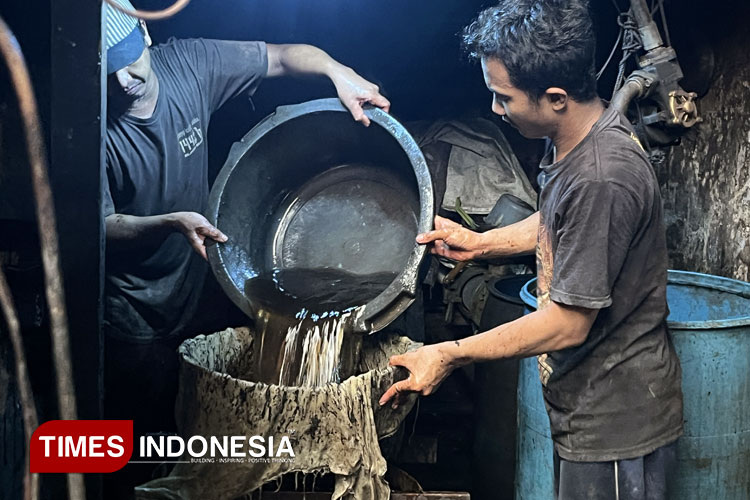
[244,268,396,386]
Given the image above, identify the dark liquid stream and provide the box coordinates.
[244,268,396,385]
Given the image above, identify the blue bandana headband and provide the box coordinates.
[105,0,145,74]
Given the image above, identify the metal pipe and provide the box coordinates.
[0,15,85,500]
[629,0,664,51]
[0,269,39,500]
[612,76,646,115]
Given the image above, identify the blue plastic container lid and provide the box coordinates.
[519,270,750,330]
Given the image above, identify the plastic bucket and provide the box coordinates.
[516,278,555,500]
[472,274,534,500]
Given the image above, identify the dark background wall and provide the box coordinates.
[657,0,750,281]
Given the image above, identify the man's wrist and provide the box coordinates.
[440,340,468,369]
[326,61,352,84]
[161,212,180,231]
[474,231,493,259]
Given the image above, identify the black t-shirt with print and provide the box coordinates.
[535,105,683,461]
[104,39,267,341]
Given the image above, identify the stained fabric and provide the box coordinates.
[135,328,419,500]
[410,118,537,214]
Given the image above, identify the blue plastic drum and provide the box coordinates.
[516,270,750,499]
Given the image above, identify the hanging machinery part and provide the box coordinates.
[612,0,701,146]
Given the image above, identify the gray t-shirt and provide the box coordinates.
[535,105,683,461]
[104,39,267,342]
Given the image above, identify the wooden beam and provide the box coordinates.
[49,0,105,498]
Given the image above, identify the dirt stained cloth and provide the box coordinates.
[135,327,419,500]
[408,117,538,214]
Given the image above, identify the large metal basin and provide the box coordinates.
[206,98,433,333]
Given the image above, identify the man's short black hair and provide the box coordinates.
[463,0,598,102]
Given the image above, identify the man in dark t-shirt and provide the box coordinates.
[102,2,391,495]
[381,1,683,498]
[104,0,390,344]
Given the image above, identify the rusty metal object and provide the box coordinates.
[0,269,38,500]
[612,71,652,116]
[0,15,84,500]
[668,89,701,127]
[442,261,469,286]
[608,1,702,146]
[629,0,664,51]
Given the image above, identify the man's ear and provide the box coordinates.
[140,20,153,47]
[545,87,568,111]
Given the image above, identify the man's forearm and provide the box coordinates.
[266,44,345,79]
[442,300,596,367]
[478,211,539,258]
[105,213,175,250]
[265,43,388,126]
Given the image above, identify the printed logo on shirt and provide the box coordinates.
[630,131,645,152]
[177,118,204,157]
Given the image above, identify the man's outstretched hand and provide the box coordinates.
[265,43,390,126]
[416,215,487,261]
[170,211,228,260]
[331,66,391,127]
[379,343,456,409]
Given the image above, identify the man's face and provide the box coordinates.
[107,46,155,105]
[481,57,555,139]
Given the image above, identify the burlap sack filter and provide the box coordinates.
[135,327,420,500]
